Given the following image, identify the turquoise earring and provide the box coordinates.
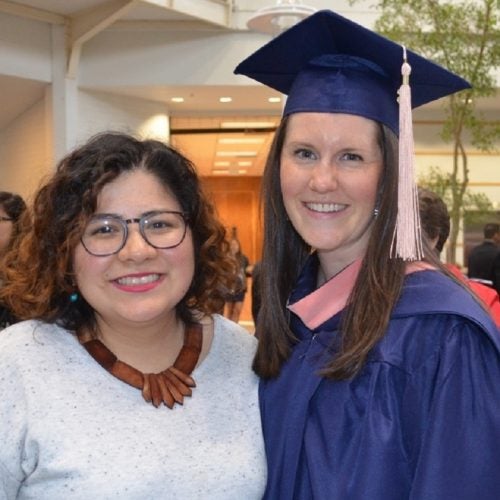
[70,292,79,303]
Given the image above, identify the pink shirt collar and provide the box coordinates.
[288,259,434,330]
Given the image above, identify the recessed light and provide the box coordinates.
[216,151,257,157]
[221,121,276,128]
[268,96,281,103]
[171,97,184,103]
[218,137,265,145]
[238,161,253,167]
[214,161,230,167]
[219,97,233,103]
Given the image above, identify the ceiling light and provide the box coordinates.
[247,0,317,36]
[214,161,231,166]
[219,97,233,103]
[171,97,184,103]
[218,137,265,145]
[268,96,281,103]
[238,161,253,167]
[220,121,277,129]
[227,168,248,176]
[216,151,258,157]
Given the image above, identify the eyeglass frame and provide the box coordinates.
[0,216,13,222]
[80,210,190,257]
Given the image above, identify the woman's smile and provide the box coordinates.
[304,202,347,214]
[113,272,164,290]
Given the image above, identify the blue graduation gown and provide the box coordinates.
[260,257,500,499]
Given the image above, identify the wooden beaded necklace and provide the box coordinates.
[80,322,203,408]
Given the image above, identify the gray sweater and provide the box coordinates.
[0,315,266,499]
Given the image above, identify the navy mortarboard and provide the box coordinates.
[235,9,470,260]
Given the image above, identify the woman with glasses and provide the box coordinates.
[0,191,26,329]
[0,132,266,498]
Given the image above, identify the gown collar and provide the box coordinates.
[288,254,433,330]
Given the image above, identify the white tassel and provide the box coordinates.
[391,46,423,261]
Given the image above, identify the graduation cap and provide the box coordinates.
[235,9,471,261]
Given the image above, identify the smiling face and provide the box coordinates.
[73,169,195,331]
[280,112,383,277]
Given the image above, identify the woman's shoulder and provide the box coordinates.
[377,273,500,372]
[212,314,257,349]
[209,314,258,366]
[0,320,71,356]
[194,314,258,382]
[400,269,496,327]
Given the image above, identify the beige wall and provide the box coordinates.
[0,97,52,201]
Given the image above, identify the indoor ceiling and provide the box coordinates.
[0,0,283,177]
[1,0,498,177]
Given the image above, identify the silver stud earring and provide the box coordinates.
[373,207,380,218]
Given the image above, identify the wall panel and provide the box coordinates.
[201,176,262,264]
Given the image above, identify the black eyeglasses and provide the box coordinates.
[0,216,13,222]
[81,210,189,257]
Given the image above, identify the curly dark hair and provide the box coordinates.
[1,132,233,334]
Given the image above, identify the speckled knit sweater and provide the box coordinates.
[0,315,266,499]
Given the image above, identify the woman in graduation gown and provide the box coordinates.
[235,9,500,500]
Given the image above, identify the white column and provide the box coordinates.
[47,23,78,166]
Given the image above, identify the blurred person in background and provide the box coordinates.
[0,191,26,329]
[418,187,500,327]
[467,222,500,293]
[224,232,252,323]
[0,191,26,258]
